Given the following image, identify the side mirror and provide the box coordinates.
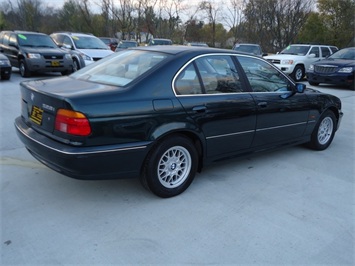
[296,83,306,93]
[308,53,316,58]
[63,44,72,49]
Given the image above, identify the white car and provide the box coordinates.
[265,44,338,81]
[51,32,114,71]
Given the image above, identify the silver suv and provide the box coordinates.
[265,44,338,81]
[51,32,114,71]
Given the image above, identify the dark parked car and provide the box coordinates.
[233,43,267,57]
[115,40,138,51]
[307,47,355,89]
[99,37,119,51]
[0,53,11,80]
[15,46,343,198]
[148,38,172,46]
[0,30,73,77]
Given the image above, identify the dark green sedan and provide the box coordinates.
[15,46,343,197]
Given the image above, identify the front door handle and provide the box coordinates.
[192,106,207,113]
[258,101,268,108]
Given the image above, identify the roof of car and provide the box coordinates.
[133,45,241,56]
[52,32,94,37]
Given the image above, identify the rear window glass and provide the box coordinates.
[71,50,168,86]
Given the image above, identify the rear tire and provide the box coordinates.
[141,135,198,198]
[308,110,336,150]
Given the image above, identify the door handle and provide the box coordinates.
[192,106,207,113]
[258,101,267,108]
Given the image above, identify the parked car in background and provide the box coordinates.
[265,44,338,82]
[51,32,114,71]
[0,30,73,77]
[186,42,208,47]
[307,47,355,89]
[99,37,119,51]
[232,43,267,57]
[148,38,172,46]
[0,53,11,80]
[115,40,138,51]
[15,46,343,198]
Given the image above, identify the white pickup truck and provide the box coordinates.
[265,44,338,81]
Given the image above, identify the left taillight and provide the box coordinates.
[55,109,91,136]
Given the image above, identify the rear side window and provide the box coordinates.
[175,55,244,95]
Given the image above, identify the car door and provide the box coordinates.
[236,55,310,147]
[2,33,19,67]
[174,54,257,159]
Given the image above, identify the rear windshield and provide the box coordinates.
[71,50,168,86]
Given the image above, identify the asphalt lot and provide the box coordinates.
[1,69,354,265]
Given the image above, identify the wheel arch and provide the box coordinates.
[145,124,206,174]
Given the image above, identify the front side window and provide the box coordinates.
[174,55,244,95]
[237,56,291,92]
[321,47,331,58]
[310,47,320,58]
[71,50,168,86]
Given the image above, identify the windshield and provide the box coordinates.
[72,36,109,49]
[118,42,137,48]
[234,44,261,55]
[329,48,355,60]
[149,39,172,45]
[280,45,310,55]
[71,50,168,86]
[17,34,57,48]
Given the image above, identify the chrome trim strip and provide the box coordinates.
[16,123,147,156]
[256,121,308,132]
[206,130,255,139]
[206,121,310,139]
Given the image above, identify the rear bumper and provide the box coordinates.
[15,116,151,180]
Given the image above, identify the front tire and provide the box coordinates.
[19,59,31,77]
[308,81,319,86]
[141,135,198,198]
[308,110,336,150]
[291,65,304,82]
[1,73,11,80]
[72,58,80,72]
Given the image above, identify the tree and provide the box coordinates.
[199,0,221,47]
[317,0,355,48]
[243,0,314,52]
